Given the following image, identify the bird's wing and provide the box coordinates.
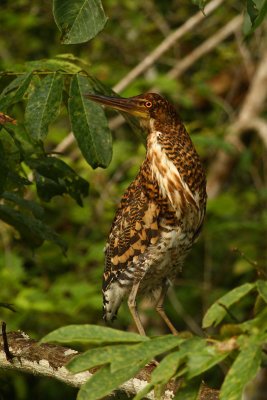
[103,181,160,290]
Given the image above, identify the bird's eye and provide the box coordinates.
[145,101,152,108]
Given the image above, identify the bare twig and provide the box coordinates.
[53,132,75,154]
[1,322,13,362]
[0,330,220,399]
[113,0,225,93]
[54,1,232,155]
[0,331,171,399]
[167,287,204,336]
[207,50,267,199]
[168,15,242,79]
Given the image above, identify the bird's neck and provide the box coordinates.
[144,118,205,212]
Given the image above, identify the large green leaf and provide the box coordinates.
[186,339,230,379]
[247,0,259,24]
[239,308,267,333]
[68,335,183,376]
[174,378,202,400]
[53,0,107,44]
[0,72,33,110]
[256,280,267,303]
[247,0,267,32]
[68,74,112,168]
[220,336,262,400]
[110,335,183,373]
[133,351,183,400]
[0,141,8,194]
[2,191,44,219]
[41,324,149,345]
[28,156,89,206]
[0,204,67,252]
[202,283,255,328]
[77,362,144,400]
[26,57,82,73]
[25,73,63,140]
[68,344,140,373]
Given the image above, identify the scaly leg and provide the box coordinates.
[128,281,146,336]
[155,281,178,335]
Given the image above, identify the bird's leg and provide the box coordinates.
[128,281,146,336]
[155,281,178,335]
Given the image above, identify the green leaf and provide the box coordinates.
[2,191,44,219]
[192,0,207,11]
[239,308,267,333]
[26,58,82,73]
[202,283,255,328]
[25,73,63,140]
[53,0,107,44]
[68,335,183,376]
[68,74,112,168]
[174,378,202,399]
[252,0,267,31]
[220,337,262,400]
[247,0,259,24]
[0,141,8,194]
[0,72,33,110]
[187,340,230,379]
[245,0,267,35]
[110,335,183,373]
[0,204,67,252]
[256,280,267,303]
[41,324,149,345]
[28,156,89,206]
[77,362,143,400]
[0,302,16,312]
[68,344,138,373]
[133,352,183,400]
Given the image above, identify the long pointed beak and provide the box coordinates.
[85,93,148,118]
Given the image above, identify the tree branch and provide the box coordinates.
[207,49,267,198]
[113,0,225,93]
[0,330,219,400]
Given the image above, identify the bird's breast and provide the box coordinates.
[147,132,201,224]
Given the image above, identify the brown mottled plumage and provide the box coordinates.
[86,92,207,335]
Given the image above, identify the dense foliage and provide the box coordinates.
[0,0,267,399]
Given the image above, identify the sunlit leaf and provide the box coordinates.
[187,340,230,378]
[203,283,255,328]
[53,0,107,44]
[220,337,262,400]
[68,344,138,373]
[239,308,267,333]
[77,362,143,400]
[256,280,267,303]
[68,74,112,168]
[0,302,16,312]
[41,324,149,345]
[25,73,63,140]
[133,352,182,400]
[26,58,82,73]
[68,335,182,377]
[174,378,202,399]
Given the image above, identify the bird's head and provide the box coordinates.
[85,92,179,129]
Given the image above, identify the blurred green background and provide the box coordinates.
[0,0,267,398]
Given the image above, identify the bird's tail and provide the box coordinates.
[102,283,126,322]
